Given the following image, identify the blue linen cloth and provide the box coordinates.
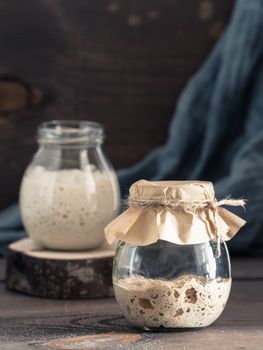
[1,0,263,255]
[0,204,26,255]
[118,0,263,255]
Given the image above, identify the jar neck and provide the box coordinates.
[37,120,104,148]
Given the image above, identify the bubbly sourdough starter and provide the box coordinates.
[114,274,231,328]
[20,165,119,250]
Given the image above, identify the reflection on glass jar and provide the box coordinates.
[113,240,231,330]
[20,120,120,250]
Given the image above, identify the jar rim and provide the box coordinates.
[38,120,104,146]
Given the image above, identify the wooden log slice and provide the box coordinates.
[5,238,115,299]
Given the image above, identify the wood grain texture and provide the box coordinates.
[6,238,114,299]
[0,258,263,349]
[0,281,262,349]
[0,0,234,209]
[231,257,263,279]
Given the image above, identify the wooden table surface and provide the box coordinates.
[0,257,263,350]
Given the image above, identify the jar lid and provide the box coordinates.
[105,180,246,248]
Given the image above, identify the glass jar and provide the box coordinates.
[113,239,231,330]
[20,120,120,250]
[105,180,245,330]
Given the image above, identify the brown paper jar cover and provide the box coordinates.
[104,180,246,246]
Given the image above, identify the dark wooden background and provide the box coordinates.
[0,0,234,209]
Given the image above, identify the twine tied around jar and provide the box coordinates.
[128,196,246,257]
[105,180,247,256]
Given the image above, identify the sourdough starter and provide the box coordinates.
[114,274,231,328]
[20,165,119,250]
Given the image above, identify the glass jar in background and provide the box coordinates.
[113,239,231,330]
[20,120,120,250]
